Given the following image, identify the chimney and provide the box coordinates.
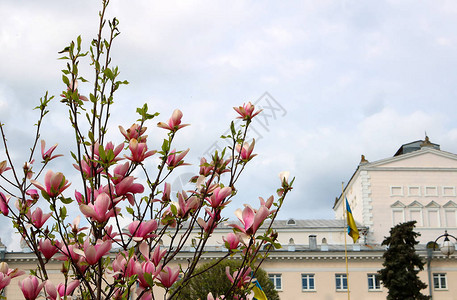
[309,235,317,250]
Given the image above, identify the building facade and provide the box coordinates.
[3,137,457,299]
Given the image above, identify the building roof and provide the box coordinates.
[393,136,440,156]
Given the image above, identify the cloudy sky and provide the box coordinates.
[2,1,457,250]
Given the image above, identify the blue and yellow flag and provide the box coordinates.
[346,198,359,243]
[252,278,268,300]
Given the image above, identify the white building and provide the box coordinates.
[3,137,457,299]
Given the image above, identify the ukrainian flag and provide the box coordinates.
[346,198,359,243]
[252,278,267,300]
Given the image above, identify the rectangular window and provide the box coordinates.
[393,209,405,225]
[443,186,455,196]
[335,274,347,291]
[433,273,447,290]
[425,186,438,196]
[268,274,282,290]
[428,210,439,227]
[391,186,403,196]
[367,274,381,291]
[445,210,457,227]
[408,186,421,196]
[410,209,423,226]
[302,274,315,291]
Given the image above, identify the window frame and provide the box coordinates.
[390,186,403,196]
[301,273,315,291]
[335,274,347,291]
[367,274,382,291]
[268,273,282,291]
[433,273,447,290]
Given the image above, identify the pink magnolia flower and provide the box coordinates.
[103,225,119,242]
[176,191,200,218]
[74,239,112,265]
[259,196,274,209]
[136,260,160,288]
[93,141,123,163]
[0,262,25,278]
[111,162,130,184]
[39,239,61,260]
[58,280,80,297]
[233,102,262,121]
[41,140,63,162]
[23,160,34,179]
[26,189,39,201]
[0,192,9,216]
[79,192,121,223]
[157,266,180,288]
[70,215,88,234]
[0,273,10,290]
[161,182,171,203]
[166,148,190,169]
[0,160,11,175]
[236,139,257,161]
[128,220,158,242]
[0,262,24,290]
[45,280,80,300]
[55,244,81,262]
[30,170,70,198]
[207,292,225,300]
[119,124,147,142]
[229,205,270,235]
[207,186,232,209]
[226,266,252,288]
[212,155,231,175]
[223,233,240,250]
[125,139,156,163]
[44,280,59,300]
[199,157,213,177]
[157,109,189,131]
[197,208,220,233]
[139,242,167,267]
[151,245,167,267]
[29,207,52,228]
[279,171,290,185]
[125,255,140,278]
[73,155,103,178]
[19,275,44,300]
[115,176,144,205]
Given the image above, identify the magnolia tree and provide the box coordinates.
[0,1,293,300]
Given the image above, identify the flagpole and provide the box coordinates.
[342,182,350,300]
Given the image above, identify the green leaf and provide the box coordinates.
[60,197,73,204]
[144,272,155,288]
[126,207,134,216]
[161,139,169,153]
[60,206,67,220]
[230,121,236,136]
[170,203,178,216]
[62,75,70,86]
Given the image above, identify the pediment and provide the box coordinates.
[444,201,457,208]
[407,201,423,208]
[366,148,457,169]
[425,201,440,208]
[391,201,405,208]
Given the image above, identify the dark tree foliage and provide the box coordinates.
[172,260,279,300]
[378,221,430,300]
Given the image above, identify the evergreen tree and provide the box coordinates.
[378,221,430,300]
[172,260,279,300]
